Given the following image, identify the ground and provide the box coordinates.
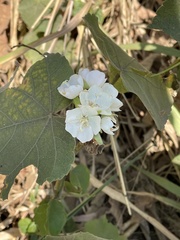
[0,0,180,239]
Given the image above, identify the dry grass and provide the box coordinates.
[0,0,179,239]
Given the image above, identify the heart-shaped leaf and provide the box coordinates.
[34,199,67,236]
[83,14,173,130]
[149,0,180,42]
[70,164,90,194]
[44,232,112,240]
[0,53,75,199]
[85,216,123,240]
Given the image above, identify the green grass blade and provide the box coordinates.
[138,168,180,197]
[120,42,180,57]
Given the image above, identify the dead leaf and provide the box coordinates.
[0,1,10,34]
[134,0,156,20]
[0,228,21,240]
[0,32,11,72]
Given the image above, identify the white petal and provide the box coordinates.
[65,109,82,137]
[102,83,118,97]
[80,85,112,111]
[65,106,100,143]
[87,85,102,102]
[57,75,84,99]
[69,74,84,86]
[88,85,112,110]
[110,98,123,112]
[95,92,111,110]
[85,70,106,87]
[57,81,69,96]
[76,126,94,143]
[78,68,90,80]
[80,105,98,116]
[101,116,117,135]
[65,122,79,137]
[101,83,123,112]
[67,85,83,99]
[88,115,101,135]
[79,90,89,106]
[100,109,113,115]
[66,108,82,122]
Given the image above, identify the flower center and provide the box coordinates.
[80,116,89,130]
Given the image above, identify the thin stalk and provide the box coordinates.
[151,59,180,77]
[53,179,65,199]
[110,135,132,215]
[41,0,63,50]
[31,0,55,30]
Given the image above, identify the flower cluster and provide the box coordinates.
[57,68,123,143]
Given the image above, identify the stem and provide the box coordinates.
[94,133,103,145]
[12,44,45,57]
[73,96,80,107]
[53,179,65,199]
[110,135,132,215]
[151,59,180,77]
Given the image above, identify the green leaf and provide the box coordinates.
[108,64,127,93]
[44,232,112,240]
[27,221,37,233]
[34,200,49,235]
[18,218,37,234]
[34,199,67,236]
[149,0,180,42]
[19,0,50,29]
[0,53,75,199]
[64,217,77,233]
[64,181,80,194]
[84,216,126,240]
[73,0,86,16]
[120,42,180,57]
[172,154,180,166]
[83,14,173,130]
[47,199,67,235]
[154,194,180,211]
[139,169,180,198]
[70,164,90,193]
[169,105,180,136]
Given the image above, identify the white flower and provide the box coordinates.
[79,85,112,113]
[78,68,106,87]
[58,68,123,141]
[101,116,118,135]
[57,74,84,99]
[101,83,123,112]
[79,84,123,115]
[65,106,101,143]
